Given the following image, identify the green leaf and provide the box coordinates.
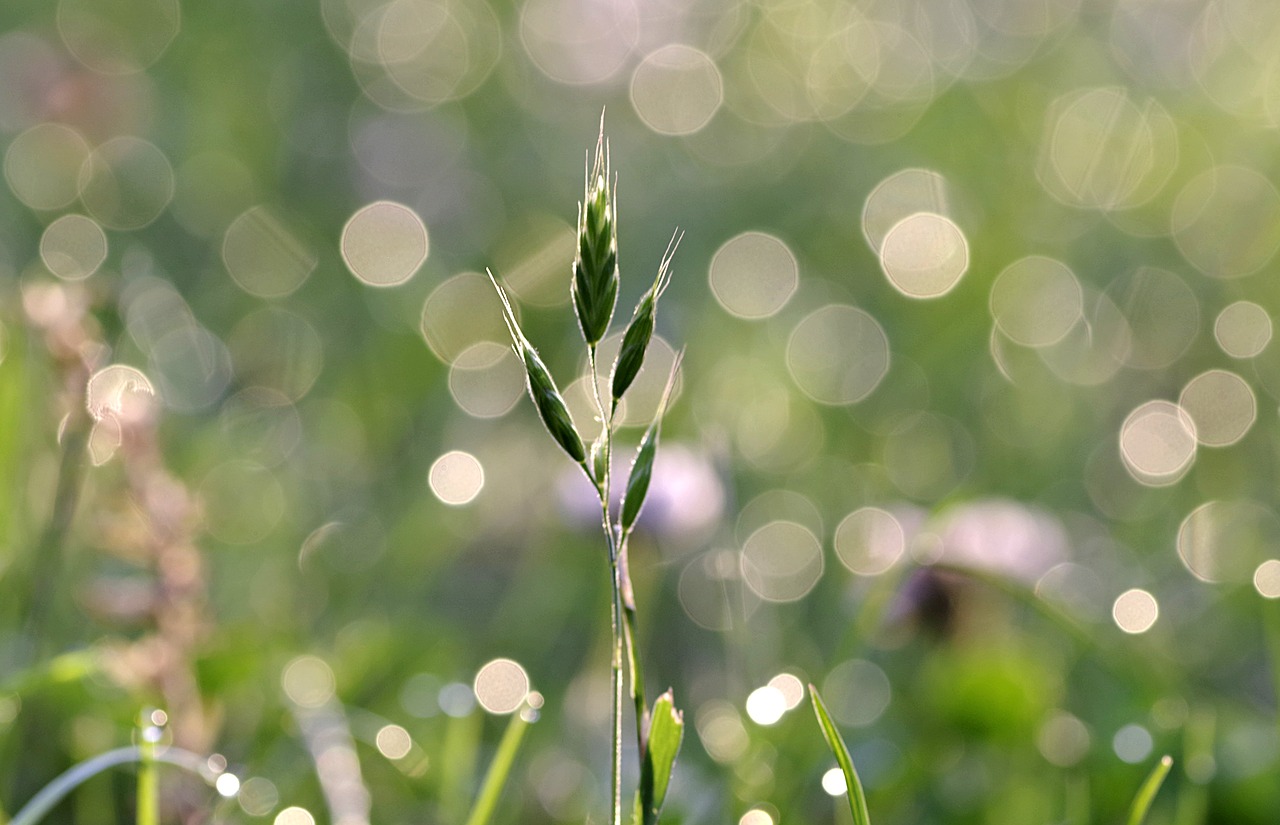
[636,689,683,825]
[1126,755,1173,825]
[809,684,871,825]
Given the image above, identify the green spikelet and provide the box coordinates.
[573,119,619,346]
[620,353,682,533]
[611,231,679,412]
[488,270,586,465]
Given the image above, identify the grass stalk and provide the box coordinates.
[1126,755,1173,825]
[587,343,625,825]
[136,713,159,825]
[9,746,214,825]
[463,709,531,825]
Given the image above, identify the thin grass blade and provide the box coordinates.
[1126,755,1173,825]
[463,709,531,825]
[9,746,215,825]
[136,711,159,825]
[809,685,871,825]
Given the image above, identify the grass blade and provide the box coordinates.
[809,685,871,825]
[136,711,160,825]
[636,689,683,825]
[9,746,215,825]
[463,709,531,825]
[1126,755,1173,825]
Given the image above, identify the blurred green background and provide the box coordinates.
[2,0,1280,822]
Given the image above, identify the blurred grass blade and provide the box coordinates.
[809,685,871,825]
[636,689,683,825]
[463,709,531,825]
[1126,755,1173,825]
[10,746,214,825]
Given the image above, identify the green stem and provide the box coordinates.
[1126,755,1173,825]
[9,747,214,825]
[618,531,648,760]
[463,710,531,825]
[587,345,623,825]
[137,714,159,825]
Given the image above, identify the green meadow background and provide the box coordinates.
[2,0,1280,823]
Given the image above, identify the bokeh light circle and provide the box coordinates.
[41,215,107,281]
[1172,165,1280,278]
[708,232,798,319]
[878,212,969,298]
[281,655,336,708]
[1255,560,1280,599]
[1178,369,1256,447]
[821,659,891,727]
[78,136,175,230]
[420,272,511,363]
[990,256,1083,348]
[1215,301,1272,358]
[1111,588,1158,634]
[1178,500,1280,584]
[630,45,723,136]
[223,206,317,298]
[4,123,91,211]
[473,658,530,714]
[739,520,824,602]
[448,342,525,419]
[1039,87,1177,211]
[57,0,181,74]
[862,168,952,252]
[786,305,890,405]
[519,0,639,85]
[1118,400,1197,486]
[428,450,485,505]
[341,200,429,287]
[834,507,905,575]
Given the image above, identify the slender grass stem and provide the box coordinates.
[463,709,531,825]
[136,714,159,825]
[587,344,624,825]
[1126,755,1173,825]
[9,746,214,825]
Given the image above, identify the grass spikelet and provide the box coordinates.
[620,352,682,534]
[487,269,586,466]
[573,115,619,346]
[611,231,680,412]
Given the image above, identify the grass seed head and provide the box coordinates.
[488,270,587,465]
[611,231,680,411]
[572,119,619,346]
[620,351,682,533]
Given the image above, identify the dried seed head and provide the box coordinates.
[572,119,619,346]
[488,270,586,465]
[611,231,680,411]
[620,351,682,533]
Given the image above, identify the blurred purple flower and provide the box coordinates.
[557,443,724,542]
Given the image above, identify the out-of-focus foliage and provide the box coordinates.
[1,0,1280,823]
